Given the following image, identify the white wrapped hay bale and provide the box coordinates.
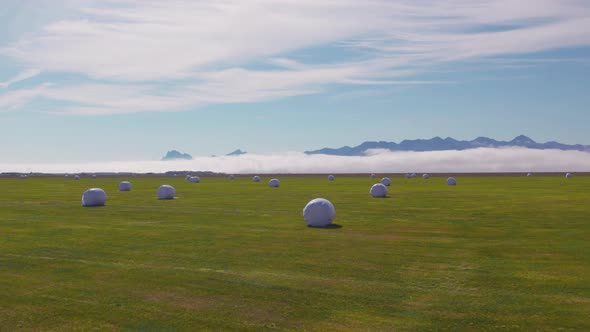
[157,185,176,200]
[370,183,388,198]
[303,198,335,227]
[253,176,261,182]
[380,177,391,186]
[447,177,457,186]
[228,175,235,180]
[82,188,107,207]
[74,175,80,180]
[118,181,132,191]
[422,174,430,179]
[566,173,573,178]
[269,178,280,187]
[328,175,335,181]
[189,176,200,183]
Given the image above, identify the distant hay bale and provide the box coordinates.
[228,175,235,180]
[303,198,335,227]
[328,175,335,181]
[157,185,176,200]
[565,173,573,178]
[74,175,80,180]
[422,174,430,179]
[253,176,261,182]
[370,173,376,178]
[118,181,132,191]
[189,176,200,183]
[92,174,97,178]
[370,183,388,198]
[447,177,457,186]
[527,173,533,177]
[380,177,391,186]
[82,188,107,207]
[269,178,280,187]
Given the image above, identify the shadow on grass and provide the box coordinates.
[307,223,343,229]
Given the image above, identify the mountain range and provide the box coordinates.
[162,150,193,161]
[304,135,590,156]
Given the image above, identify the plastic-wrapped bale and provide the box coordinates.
[303,198,335,227]
[189,176,200,183]
[527,173,533,177]
[411,173,417,178]
[228,175,235,180]
[65,174,69,178]
[422,174,430,179]
[118,181,132,191]
[328,175,335,181]
[74,175,80,180]
[19,174,28,179]
[370,183,388,198]
[269,178,280,187]
[82,188,107,207]
[92,174,97,178]
[185,175,191,180]
[447,177,457,186]
[566,173,573,178]
[253,176,261,182]
[370,173,376,178]
[157,185,176,200]
[380,177,391,186]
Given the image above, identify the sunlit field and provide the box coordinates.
[0,175,588,330]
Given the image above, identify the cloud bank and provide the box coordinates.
[2,148,589,174]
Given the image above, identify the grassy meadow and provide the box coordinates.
[0,174,588,331]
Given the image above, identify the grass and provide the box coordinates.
[0,175,588,331]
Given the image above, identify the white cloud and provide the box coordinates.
[0,69,40,88]
[1,0,589,115]
[2,148,589,173]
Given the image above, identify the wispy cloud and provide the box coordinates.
[1,0,589,115]
[2,148,589,173]
[0,69,40,88]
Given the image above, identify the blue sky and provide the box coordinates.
[1,0,590,163]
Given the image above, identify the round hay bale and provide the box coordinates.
[228,175,235,180]
[82,188,107,207]
[269,178,280,187]
[303,198,335,227]
[118,181,132,191]
[380,177,391,186]
[157,185,176,200]
[74,175,80,180]
[566,173,573,178]
[328,175,335,181]
[447,177,457,186]
[189,176,200,183]
[370,183,388,198]
[422,173,430,179]
[253,176,261,182]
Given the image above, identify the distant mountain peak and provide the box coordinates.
[162,150,193,161]
[304,135,589,156]
[226,149,247,156]
[511,134,535,144]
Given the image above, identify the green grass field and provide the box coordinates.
[0,175,588,331]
